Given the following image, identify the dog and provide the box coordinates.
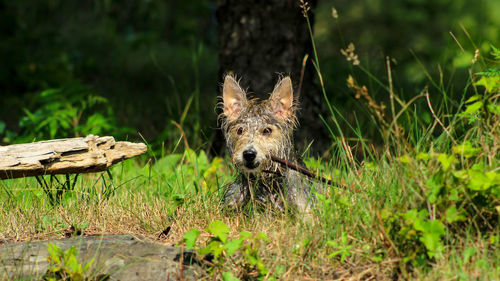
[219,74,315,212]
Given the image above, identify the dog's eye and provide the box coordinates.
[262,127,272,136]
[236,127,244,135]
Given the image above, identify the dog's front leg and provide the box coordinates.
[223,180,249,209]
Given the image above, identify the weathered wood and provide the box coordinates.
[0,135,147,179]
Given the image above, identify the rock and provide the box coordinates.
[0,235,203,281]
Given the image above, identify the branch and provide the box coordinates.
[269,155,347,189]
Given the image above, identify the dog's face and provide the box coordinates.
[220,75,297,174]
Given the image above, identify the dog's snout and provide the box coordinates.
[243,148,257,162]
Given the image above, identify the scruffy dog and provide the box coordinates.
[219,74,314,212]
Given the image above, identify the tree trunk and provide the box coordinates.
[216,0,329,154]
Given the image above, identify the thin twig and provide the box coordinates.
[269,155,347,189]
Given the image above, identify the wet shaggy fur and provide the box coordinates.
[219,74,314,212]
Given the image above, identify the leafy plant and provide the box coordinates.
[17,83,128,142]
[460,45,500,124]
[388,141,499,264]
[373,45,500,271]
[327,232,353,263]
[43,243,95,281]
[182,220,272,281]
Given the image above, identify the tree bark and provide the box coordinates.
[216,0,328,154]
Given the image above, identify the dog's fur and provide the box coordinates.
[219,74,314,212]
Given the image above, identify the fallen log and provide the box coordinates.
[0,135,147,180]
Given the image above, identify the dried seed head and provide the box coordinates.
[472,49,480,64]
[331,7,338,19]
[341,43,360,65]
[299,0,311,17]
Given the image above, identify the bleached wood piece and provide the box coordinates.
[0,135,147,179]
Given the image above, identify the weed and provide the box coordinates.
[43,242,96,281]
[183,220,272,281]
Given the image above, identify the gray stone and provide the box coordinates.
[0,235,203,280]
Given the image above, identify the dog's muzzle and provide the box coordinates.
[242,147,259,169]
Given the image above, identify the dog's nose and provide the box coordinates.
[243,148,257,162]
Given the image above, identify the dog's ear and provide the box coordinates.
[270,76,294,122]
[222,75,247,122]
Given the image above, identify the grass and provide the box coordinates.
[1,114,498,280]
[1,11,499,280]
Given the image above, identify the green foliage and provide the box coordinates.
[152,148,226,199]
[182,220,271,280]
[14,83,128,142]
[389,137,499,263]
[43,243,95,281]
[381,56,500,267]
[327,232,353,263]
[183,229,201,250]
[399,209,446,260]
[460,45,500,123]
[476,44,500,77]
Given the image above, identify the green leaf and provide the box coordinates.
[491,44,500,60]
[40,88,61,98]
[425,176,443,204]
[437,154,454,171]
[66,253,82,274]
[256,232,269,242]
[183,229,201,249]
[419,220,445,258]
[83,258,94,272]
[452,141,481,158]
[452,170,468,180]
[207,220,229,243]
[445,206,466,223]
[464,95,481,104]
[199,241,224,260]
[224,238,243,255]
[476,69,500,77]
[222,271,241,281]
[487,103,500,115]
[463,101,483,115]
[474,76,500,92]
[239,231,252,240]
[47,243,62,264]
[397,154,412,164]
[468,169,492,191]
[416,152,430,161]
